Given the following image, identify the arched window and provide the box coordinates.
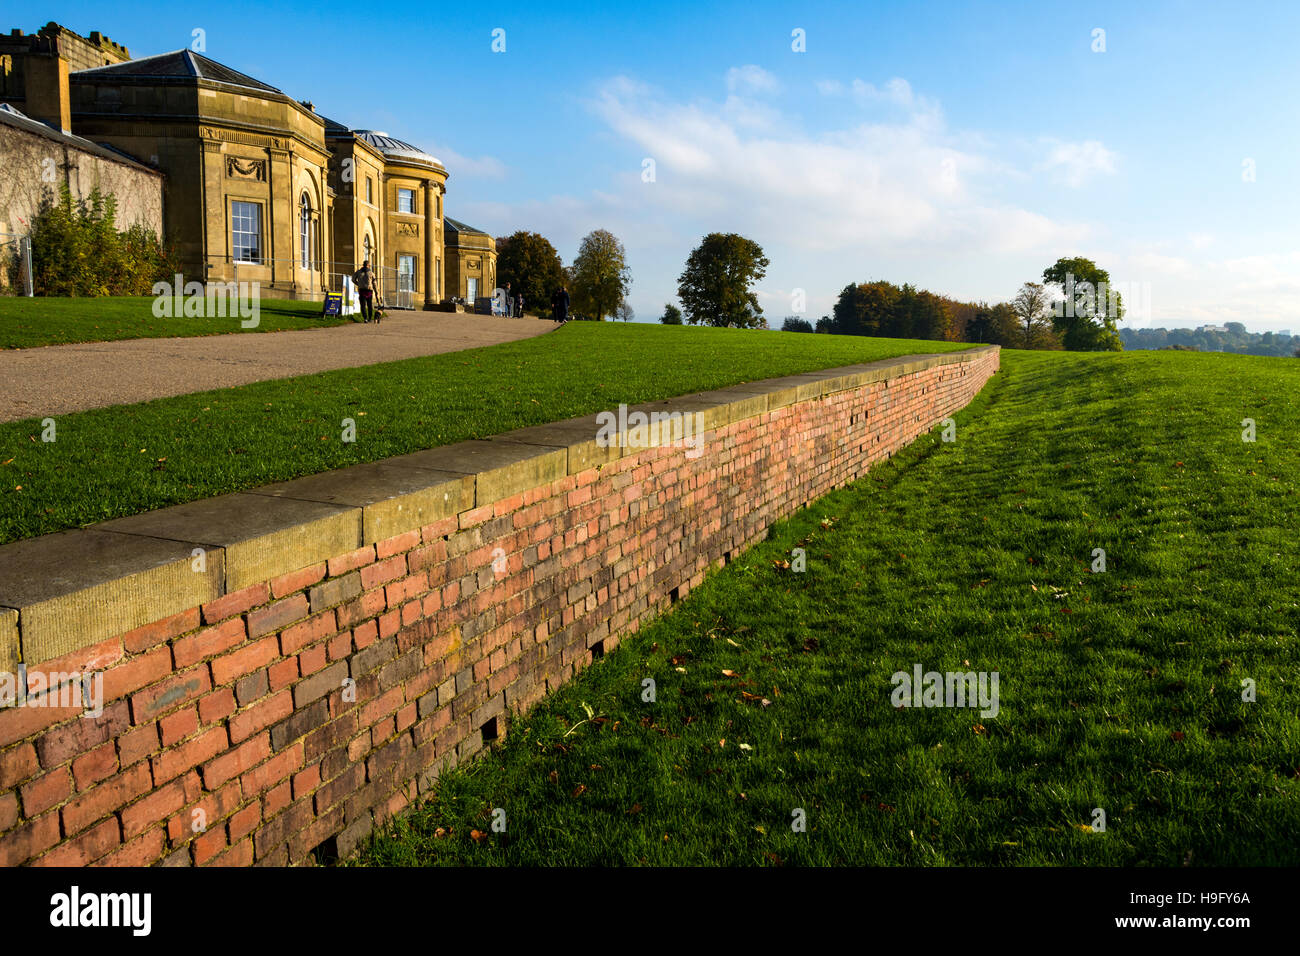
[363,234,373,266]
[299,191,313,269]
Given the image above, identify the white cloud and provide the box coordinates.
[1128,252,1193,277]
[1220,251,1300,294]
[1039,139,1119,187]
[851,77,919,108]
[585,74,1084,255]
[819,76,943,126]
[725,65,779,95]
[425,143,507,179]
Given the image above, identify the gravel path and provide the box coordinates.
[0,313,555,423]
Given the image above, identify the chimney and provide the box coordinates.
[25,49,71,134]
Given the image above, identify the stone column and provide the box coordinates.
[200,136,225,282]
[423,179,435,308]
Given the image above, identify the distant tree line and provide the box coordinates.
[507,229,1291,358]
[1120,323,1300,356]
[783,256,1125,351]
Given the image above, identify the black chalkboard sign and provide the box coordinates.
[322,292,343,316]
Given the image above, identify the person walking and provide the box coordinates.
[516,292,525,318]
[353,260,377,323]
[552,285,570,325]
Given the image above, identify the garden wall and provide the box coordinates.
[0,345,999,866]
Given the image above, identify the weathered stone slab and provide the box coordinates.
[1,607,18,674]
[388,440,567,506]
[491,414,627,475]
[248,462,474,544]
[629,386,770,439]
[0,529,223,665]
[749,373,831,409]
[99,493,360,592]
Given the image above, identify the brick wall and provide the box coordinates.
[0,346,999,866]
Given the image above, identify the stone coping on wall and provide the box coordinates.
[0,346,997,670]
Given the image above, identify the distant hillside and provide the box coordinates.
[1121,324,1299,356]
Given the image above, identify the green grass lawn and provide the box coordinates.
[350,348,1300,866]
[0,323,969,544]
[0,295,354,348]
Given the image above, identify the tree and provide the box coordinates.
[569,229,630,321]
[616,300,635,322]
[988,302,1023,346]
[913,290,953,340]
[660,303,684,325]
[965,306,995,344]
[815,316,834,333]
[833,280,902,337]
[1012,282,1055,348]
[677,232,769,328]
[1042,256,1124,351]
[495,231,565,319]
[781,316,813,333]
[27,184,173,296]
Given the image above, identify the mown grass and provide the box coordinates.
[0,296,352,348]
[0,323,969,544]
[351,348,1300,866]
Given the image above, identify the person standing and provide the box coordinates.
[552,285,570,324]
[353,260,376,323]
[516,292,525,317]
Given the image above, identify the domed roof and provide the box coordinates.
[353,130,443,169]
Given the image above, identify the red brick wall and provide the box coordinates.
[0,348,998,866]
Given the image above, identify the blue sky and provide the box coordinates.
[40,0,1300,330]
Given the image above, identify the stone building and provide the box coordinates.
[444,218,497,307]
[67,49,334,297]
[0,21,495,307]
[325,124,449,308]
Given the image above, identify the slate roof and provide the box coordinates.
[444,217,489,236]
[72,49,282,94]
